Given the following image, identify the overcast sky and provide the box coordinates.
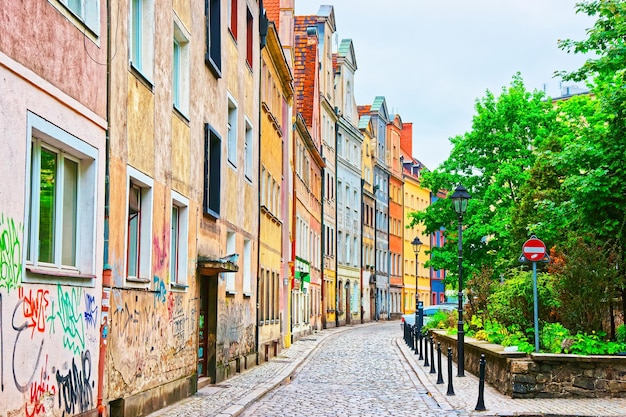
[294,1,594,170]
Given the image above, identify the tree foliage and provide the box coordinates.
[408,2,626,338]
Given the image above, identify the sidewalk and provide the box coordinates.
[148,322,626,417]
[396,334,626,417]
[147,325,356,417]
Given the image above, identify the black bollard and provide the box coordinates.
[414,326,419,354]
[446,347,455,396]
[429,337,436,374]
[475,353,487,411]
[418,332,424,360]
[436,342,444,384]
[423,333,430,367]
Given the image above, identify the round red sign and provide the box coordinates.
[522,237,546,261]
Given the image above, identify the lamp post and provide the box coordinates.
[451,183,471,377]
[411,236,423,353]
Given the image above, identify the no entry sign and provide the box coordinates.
[522,236,546,262]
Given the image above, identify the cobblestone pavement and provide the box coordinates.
[148,322,626,417]
[239,321,456,417]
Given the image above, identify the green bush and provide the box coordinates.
[488,270,560,331]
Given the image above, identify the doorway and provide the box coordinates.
[199,276,218,382]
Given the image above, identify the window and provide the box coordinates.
[225,232,236,293]
[126,167,153,282]
[203,123,221,217]
[244,119,253,180]
[227,96,238,167]
[173,20,190,115]
[170,191,189,288]
[246,7,253,68]
[25,113,98,281]
[228,0,237,39]
[130,0,155,80]
[243,239,252,295]
[58,0,100,34]
[205,0,221,76]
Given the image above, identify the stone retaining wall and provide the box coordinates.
[430,330,626,398]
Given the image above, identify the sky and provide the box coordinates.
[294,0,595,170]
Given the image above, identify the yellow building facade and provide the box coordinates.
[259,22,293,359]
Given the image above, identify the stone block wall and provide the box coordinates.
[431,330,626,399]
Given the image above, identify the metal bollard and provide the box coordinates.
[423,332,430,367]
[418,332,424,360]
[414,326,419,354]
[475,353,487,411]
[446,347,455,396]
[429,337,436,374]
[436,342,444,384]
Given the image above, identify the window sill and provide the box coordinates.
[171,283,188,292]
[26,266,96,281]
[205,55,222,79]
[126,276,151,284]
[226,289,237,296]
[243,291,252,298]
[203,207,220,220]
[173,105,190,123]
[129,64,154,91]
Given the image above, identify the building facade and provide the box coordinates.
[0,1,107,415]
[259,20,293,362]
[359,114,377,322]
[335,39,363,326]
[388,114,405,319]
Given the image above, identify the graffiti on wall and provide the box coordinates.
[0,214,22,293]
[47,284,86,356]
[1,283,98,416]
[217,300,254,365]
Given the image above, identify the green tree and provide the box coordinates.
[557,0,626,315]
[409,74,557,286]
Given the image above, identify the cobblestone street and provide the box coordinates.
[148,321,626,417]
[239,322,456,417]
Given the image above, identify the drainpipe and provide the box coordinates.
[334,120,339,328]
[320,162,326,329]
[97,2,112,415]
[360,179,364,324]
[387,176,391,320]
[256,2,268,365]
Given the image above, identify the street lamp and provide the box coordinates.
[411,236,423,353]
[451,183,471,377]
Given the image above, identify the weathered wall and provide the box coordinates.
[1,23,106,415]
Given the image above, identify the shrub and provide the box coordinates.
[616,324,626,344]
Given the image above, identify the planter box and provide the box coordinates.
[431,330,626,399]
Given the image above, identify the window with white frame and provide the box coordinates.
[243,238,252,295]
[170,191,188,288]
[244,118,253,180]
[126,166,153,282]
[225,231,236,293]
[130,0,155,80]
[57,0,100,35]
[25,113,98,281]
[227,96,238,167]
[173,20,190,115]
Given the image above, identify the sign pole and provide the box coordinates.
[532,261,539,353]
[519,235,549,354]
